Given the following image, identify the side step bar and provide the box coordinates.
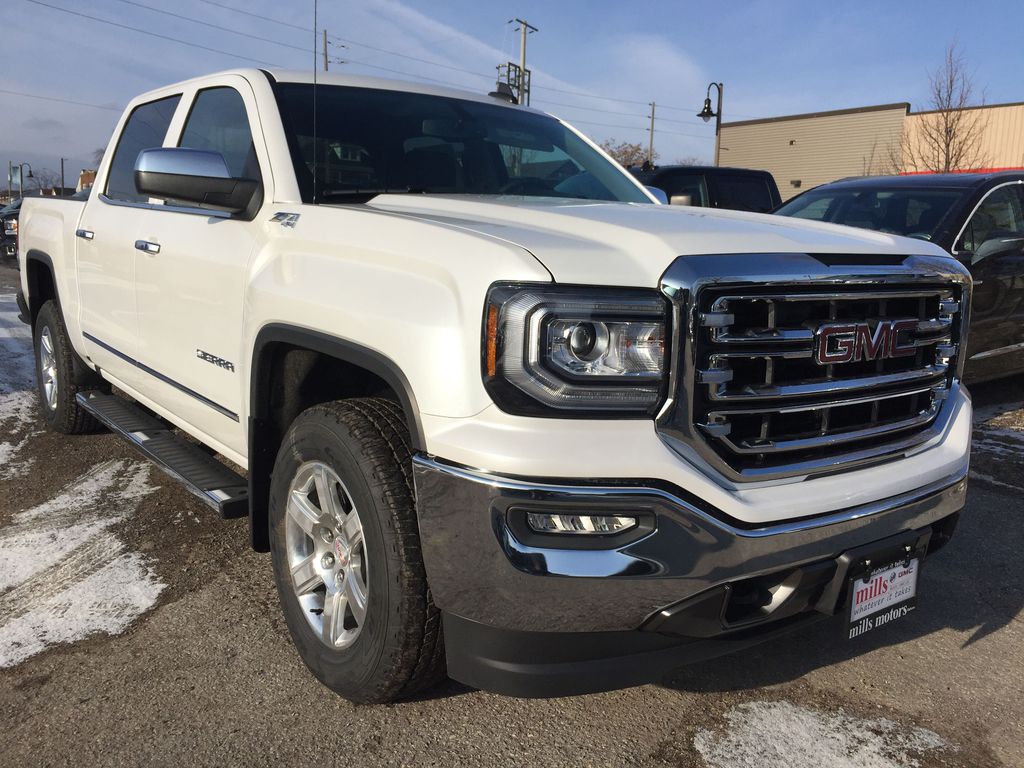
[77,391,248,519]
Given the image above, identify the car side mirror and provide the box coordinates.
[134,148,258,214]
[645,186,668,204]
[670,194,694,206]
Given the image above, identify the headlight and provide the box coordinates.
[482,284,669,415]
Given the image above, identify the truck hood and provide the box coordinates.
[366,194,951,286]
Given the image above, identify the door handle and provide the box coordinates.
[75,229,94,240]
[134,240,160,254]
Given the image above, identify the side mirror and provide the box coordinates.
[645,186,668,204]
[134,148,258,214]
[670,194,694,206]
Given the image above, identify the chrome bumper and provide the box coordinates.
[412,455,968,633]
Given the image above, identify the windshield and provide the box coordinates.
[775,186,963,240]
[273,83,650,204]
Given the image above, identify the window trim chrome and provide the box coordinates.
[98,192,232,219]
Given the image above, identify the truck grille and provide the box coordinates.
[690,285,963,477]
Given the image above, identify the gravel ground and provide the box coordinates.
[1,264,1022,767]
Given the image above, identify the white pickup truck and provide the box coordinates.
[17,69,973,703]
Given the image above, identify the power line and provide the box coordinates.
[22,0,282,67]
[0,87,122,111]
[109,0,313,54]
[19,0,746,137]
[532,98,648,118]
[330,37,493,81]
[195,0,310,33]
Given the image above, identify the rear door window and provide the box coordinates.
[104,95,181,202]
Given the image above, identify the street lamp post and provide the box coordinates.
[697,82,724,166]
[17,163,34,199]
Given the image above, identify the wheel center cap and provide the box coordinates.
[333,538,349,567]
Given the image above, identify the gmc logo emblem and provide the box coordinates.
[814,320,918,365]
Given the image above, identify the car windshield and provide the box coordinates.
[273,83,650,204]
[775,186,963,240]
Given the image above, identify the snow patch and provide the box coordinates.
[0,295,35,394]
[694,701,948,768]
[0,460,166,667]
[969,470,1023,492]
[0,293,41,476]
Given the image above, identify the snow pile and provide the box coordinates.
[0,295,40,478]
[0,460,166,667]
[694,700,948,768]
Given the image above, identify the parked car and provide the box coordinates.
[631,165,782,212]
[18,69,971,703]
[1,198,23,262]
[775,172,1024,382]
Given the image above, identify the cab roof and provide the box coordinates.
[826,171,1024,189]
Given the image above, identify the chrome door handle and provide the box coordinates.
[75,229,94,240]
[134,240,160,254]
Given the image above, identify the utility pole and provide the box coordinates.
[647,102,656,166]
[6,162,11,204]
[60,157,67,197]
[510,18,538,105]
[323,29,329,71]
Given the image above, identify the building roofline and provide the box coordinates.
[723,98,1024,129]
[909,99,1024,116]
[721,102,910,129]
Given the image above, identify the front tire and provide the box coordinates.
[269,398,445,704]
[33,300,102,434]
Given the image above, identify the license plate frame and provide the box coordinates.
[846,558,919,640]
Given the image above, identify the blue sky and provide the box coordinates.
[3,0,1022,184]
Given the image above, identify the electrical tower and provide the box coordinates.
[498,18,537,105]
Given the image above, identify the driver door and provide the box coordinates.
[956,183,1024,379]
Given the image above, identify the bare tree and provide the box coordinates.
[91,147,106,168]
[862,138,898,176]
[673,155,708,166]
[34,168,62,190]
[598,138,656,168]
[894,44,989,173]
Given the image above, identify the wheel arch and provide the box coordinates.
[24,249,58,324]
[247,323,426,551]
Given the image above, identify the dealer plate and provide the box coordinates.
[846,558,919,640]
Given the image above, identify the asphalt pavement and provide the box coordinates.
[0,264,1021,768]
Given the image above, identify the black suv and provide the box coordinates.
[0,199,22,263]
[631,165,782,213]
[775,172,1024,382]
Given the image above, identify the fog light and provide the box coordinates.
[525,512,638,534]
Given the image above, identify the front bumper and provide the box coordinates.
[413,455,967,696]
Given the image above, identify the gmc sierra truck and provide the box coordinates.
[17,69,972,704]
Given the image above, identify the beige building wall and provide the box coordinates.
[719,104,908,201]
[902,102,1024,173]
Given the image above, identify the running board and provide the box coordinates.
[76,391,248,519]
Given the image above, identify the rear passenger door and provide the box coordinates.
[78,94,181,391]
[132,79,267,456]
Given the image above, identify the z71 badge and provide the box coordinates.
[196,349,235,372]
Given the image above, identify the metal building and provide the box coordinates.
[720,101,1024,201]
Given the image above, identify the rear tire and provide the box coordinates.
[33,300,103,434]
[269,397,445,704]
